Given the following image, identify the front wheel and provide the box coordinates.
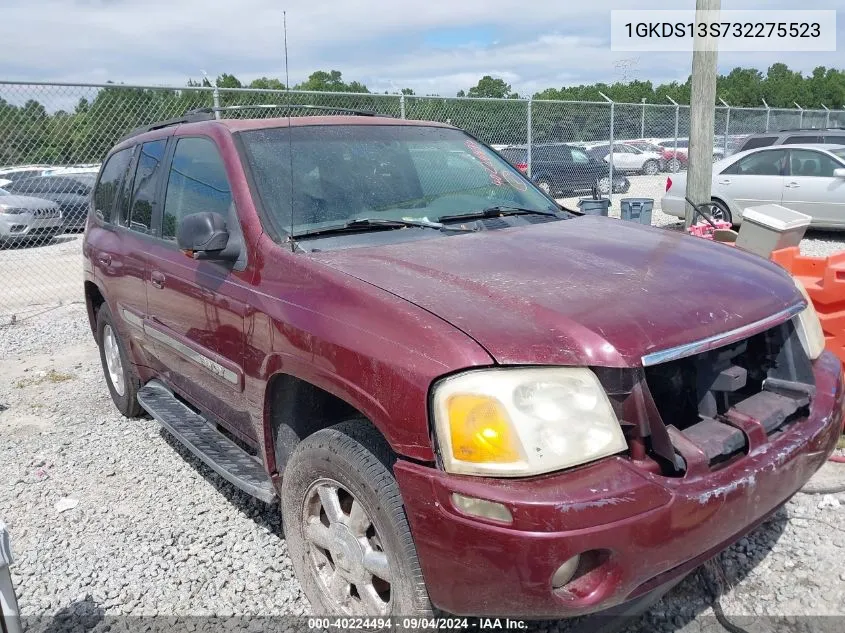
[597,177,611,195]
[642,159,660,176]
[282,421,433,617]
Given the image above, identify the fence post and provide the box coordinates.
[526,97,533,179]
[212,86,221,119]
[399,94,406,119]
[719,98,730,157]
[762,99,770,132]
[794,102,804,128]
[822,104,830,128]
[599,92,614,194]
[667,96,680,172]
[641,98,646,138]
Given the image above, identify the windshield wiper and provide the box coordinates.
[438,206,559,223]
[292,217,476,238]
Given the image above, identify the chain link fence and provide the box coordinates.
[1,80,844,324]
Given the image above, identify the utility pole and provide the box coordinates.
[685,0,720,228]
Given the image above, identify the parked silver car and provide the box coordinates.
[0,188,63,246]
[662,143,845,227]
[1,521,22,633]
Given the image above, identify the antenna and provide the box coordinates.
[284,10,296,248]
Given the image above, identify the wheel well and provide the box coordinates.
[265,373,367,476]
[84,281,105,337]
[710,197,733,217]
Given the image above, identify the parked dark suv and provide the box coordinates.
[498,143,630,196]
[735,128,845,153]
[83,108,843,621]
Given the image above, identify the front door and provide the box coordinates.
[144,136,255,444]
[782,149,845,227]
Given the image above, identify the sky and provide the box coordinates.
[0,0,842,97]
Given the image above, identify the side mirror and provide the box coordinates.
[176,212,232,259]
[833,168,845,179]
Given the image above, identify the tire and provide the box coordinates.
[709,199,733,225]
[282,420,433,617]
[667,158,682,173]
[642,159,659,176]
[96,303,143,418]
[597,177,611,195]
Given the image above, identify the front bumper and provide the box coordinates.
[396,351,844,618]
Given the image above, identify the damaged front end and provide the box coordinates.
[596,312,822,478]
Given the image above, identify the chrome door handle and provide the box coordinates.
[785,182,800,189]
[718,179,731,185]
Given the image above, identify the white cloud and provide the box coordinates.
[0,0,841,97]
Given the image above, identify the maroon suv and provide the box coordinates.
[82,108,843,620]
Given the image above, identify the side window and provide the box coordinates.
[783,135,821,145]
[93,149,133,222]
[162,138,233,240]
[570,148,590,164]
[788,150,840,178]
[128,140,167,234]
[822,134,845,145]
[724,149,787,176]
[740,136,777,151]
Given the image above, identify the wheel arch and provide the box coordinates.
[262,369,402,480]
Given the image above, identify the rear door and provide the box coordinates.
[716,148,787,213]
[782,149,845,227]
[144,136,254,442]
[87,144,160,362]
[611,144,641,171]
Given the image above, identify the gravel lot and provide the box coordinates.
[1,302,845,632]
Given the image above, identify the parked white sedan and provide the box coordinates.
[662,144,845,227]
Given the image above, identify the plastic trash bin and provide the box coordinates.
[735,204,812,259]
[0,521,22,633]
[577,197,610,216]
[620,198,654,225]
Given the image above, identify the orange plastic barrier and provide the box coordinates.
[770,247,845,368]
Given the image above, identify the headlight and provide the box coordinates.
[0,206,26,215]
[432,367,627,477]
[790,276,825,361]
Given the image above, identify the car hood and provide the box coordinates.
[0,194,59,209]
[310,216,804,367]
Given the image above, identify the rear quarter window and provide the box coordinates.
[783,135,822,144]
[93,148,133,222]
[740,136,777,151]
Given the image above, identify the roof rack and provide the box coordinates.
[117,104,390,144]
[777,126,845,132]
[118,111,215,143]
[184,104,389,118]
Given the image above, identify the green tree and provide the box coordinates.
[215,73,243,89]
[248,77,286,90]
[294,70,369,93]
[463,75,514,99]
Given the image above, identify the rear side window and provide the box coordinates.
[783,135,821,145]
[162,137,233,240]
[821,134,845,144]
[722,149,787,176]
[128,140,167,234]
[740,136,777,151]
[94,149,133,222]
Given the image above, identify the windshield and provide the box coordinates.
[239,124,558,236]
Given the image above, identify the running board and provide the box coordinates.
[137,380,277,503]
